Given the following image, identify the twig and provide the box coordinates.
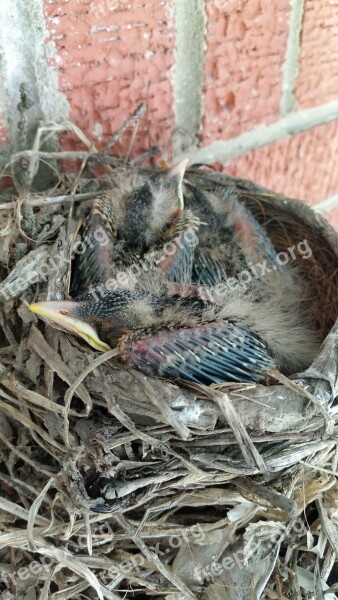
[0,191,99,212]
[113,513,198,600]
[103,103,147,154]
[0,433,56,478]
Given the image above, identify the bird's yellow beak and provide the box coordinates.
[165,157,189,210]
[28,301,110,352]
[165,157,189,182]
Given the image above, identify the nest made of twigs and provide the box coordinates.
[0,122,338,600]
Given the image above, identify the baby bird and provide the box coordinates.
[29,178,320,384]
[71,158,191,296]
[28,282,319,383]
[184,184,289,284]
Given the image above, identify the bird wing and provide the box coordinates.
[192,248,229,287]
[144,209,200,284]
[71,195,116,296]
[119,321,275,385]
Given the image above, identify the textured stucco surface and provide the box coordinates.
[0,0,69,161]
[202,0,290,143]
[296,0,338,109]
[45,0,175,154]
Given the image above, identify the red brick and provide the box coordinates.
[44,0,175,156]
[296,0,338,108]
[46,0,92,17]
[39,0,338,222]
[326,207,338,231]
[0,124,9,146]
[57,64,90,91]
[0,117,10,190]
[225,120,338,204]
[202,0,290,144]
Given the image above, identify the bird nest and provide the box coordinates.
[0,121,338,600]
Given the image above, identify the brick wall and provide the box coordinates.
[1,0,338,228]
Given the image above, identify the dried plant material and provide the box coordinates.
[28,325,92,410]
[0,119,338,600]
[0,244,52,301]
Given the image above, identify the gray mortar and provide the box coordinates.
[314,194,338,213]
[185,100,338,165]
[280,0,305,117]
[0,0,69,188]
[173,0,206,152]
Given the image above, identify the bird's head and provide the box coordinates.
[159,157,189,212]
[122,157,189,248]
[28,299,111,351]
[28,289,166,352]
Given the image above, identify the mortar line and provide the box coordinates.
[172,0,206,150]
[313,194,338,213]
[184,101,338,166]
[280,0,305,117]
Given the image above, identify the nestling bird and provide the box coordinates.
[29,271,319,383]
[29,174,321,384]
[71,158,192,296]
[184,183,290,289]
